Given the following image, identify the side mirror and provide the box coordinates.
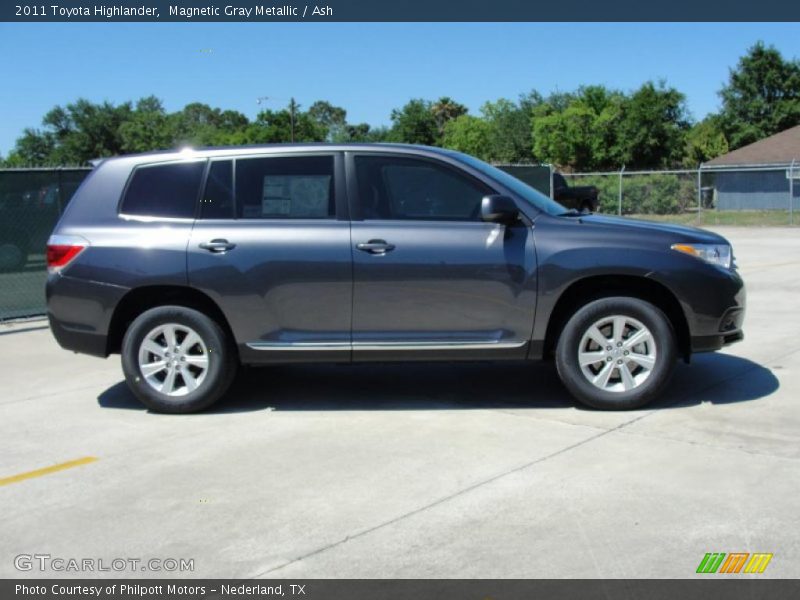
[481,195,519,225]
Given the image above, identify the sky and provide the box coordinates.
[1,22,799,155]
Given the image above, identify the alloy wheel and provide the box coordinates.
[137,323,209,397]
[577,315,657,393]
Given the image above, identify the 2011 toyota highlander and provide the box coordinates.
[46,144,745,413]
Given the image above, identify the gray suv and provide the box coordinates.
[46,144,745,413]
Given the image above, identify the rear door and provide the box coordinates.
[187,152,352,363]
[347,152,537,361]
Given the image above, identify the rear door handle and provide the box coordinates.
[199,239,236,253]
[356,240,395,255]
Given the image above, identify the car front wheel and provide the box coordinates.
[121,306,237,413]
[555,297,676,410]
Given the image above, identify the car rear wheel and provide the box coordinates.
[555,297,676,410]
[121,305,237,413]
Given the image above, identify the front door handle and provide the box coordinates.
[199,239,236,253]
[356,239,395,255]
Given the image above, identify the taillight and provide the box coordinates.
[46,235,88,273]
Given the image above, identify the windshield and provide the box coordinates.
[448,151,568,216]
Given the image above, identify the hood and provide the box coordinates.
[577,214,727,244]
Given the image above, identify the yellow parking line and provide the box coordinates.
[0,456,98,487]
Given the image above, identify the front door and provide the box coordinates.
[348,153,537,361]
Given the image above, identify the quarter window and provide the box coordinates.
[200,160,234,219]
[121,161,205,218]
[354,156,492,221]
[235,155,335,219]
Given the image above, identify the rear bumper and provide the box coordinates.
[46,273,128,357]
[48,313,109,357]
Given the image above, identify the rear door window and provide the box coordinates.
[121,161,205,218]
[235,155,335,219]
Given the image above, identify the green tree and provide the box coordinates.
[329,122,391,143]
[719,42,800,149]
[442,115,492,160]
[684,116,729,166]
[481,98,534,163]
[533,103,596,168]
[388,99,439,145]
[430,97,468,137]
[362,125,393,142]
[616,81,689,168]
[241,105,326,144]
[171,102,249,146]
[532,86,624,170]
[335,122,370,142]
[518,90,545,113]
[118,96,175,153]
[532,83,688,170]
[307,100,348,141]
[4,129,56,166]
[46,99,133,164]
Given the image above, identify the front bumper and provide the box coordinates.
[688,270,746,353]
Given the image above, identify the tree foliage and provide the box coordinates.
[533,82,689,170]
[430,97,468,136]
[442,115,492,160]
[4,44,798,169]
[479,98,535,163]
[388,99,439,145]
[533,86,624,170]
[307,100,348,141]
[684,116,729,166]
[719,42,800,149]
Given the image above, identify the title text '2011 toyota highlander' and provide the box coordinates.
[46,144,745,413]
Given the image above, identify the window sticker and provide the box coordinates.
[262,175,330,217]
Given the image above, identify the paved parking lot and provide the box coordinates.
[1,227,798,579]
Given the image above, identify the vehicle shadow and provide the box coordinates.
[649,352,780,409]
[97,352,779,414]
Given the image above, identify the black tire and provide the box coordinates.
[555,297,676,410]
[121,305,237,414]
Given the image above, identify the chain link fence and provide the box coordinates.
[561,164,799,226]
[0,168,91,319]
[497,163,800,222]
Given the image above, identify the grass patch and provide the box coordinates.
[626,211,798,227]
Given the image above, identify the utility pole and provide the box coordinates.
[790,158,796,226]
[289,97,297,143]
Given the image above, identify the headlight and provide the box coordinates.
[671,243,732,269]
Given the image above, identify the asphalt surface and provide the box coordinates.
[0,227,798,579]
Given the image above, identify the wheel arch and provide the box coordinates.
[543,274,691,362]
[106,285,237,359]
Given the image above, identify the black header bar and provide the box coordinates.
[3,0,800,22]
